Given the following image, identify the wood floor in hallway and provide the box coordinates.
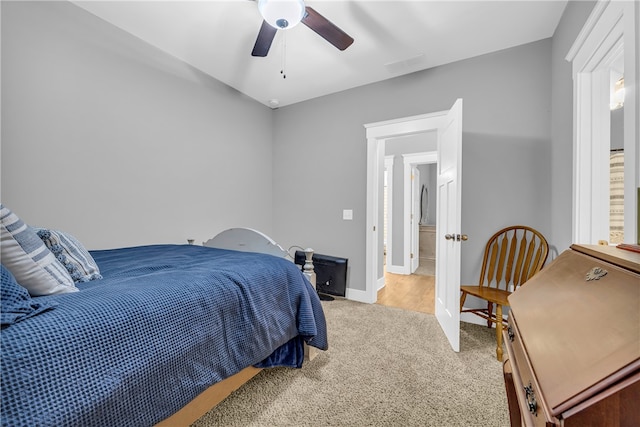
[376,271,435,314]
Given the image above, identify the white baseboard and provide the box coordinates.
[339,299,510,325]
[345,287,375,304]
[343,277,384,303]
[385,264,407,275]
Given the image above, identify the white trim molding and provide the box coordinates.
[566,0,638,245]
[364,112,446,304]
[384,156,397,274]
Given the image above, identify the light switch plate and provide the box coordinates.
[343,209,353,220]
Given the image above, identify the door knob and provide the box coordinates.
[445,234,454,240]
[457,234,468,241]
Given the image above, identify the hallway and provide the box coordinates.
[376,271,435,314]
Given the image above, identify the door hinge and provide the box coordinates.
[410,253,414,259]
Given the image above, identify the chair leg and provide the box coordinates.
[487,302,494,328]
[460,291,467,312]
[496,304,504,361]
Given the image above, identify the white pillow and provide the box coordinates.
[0,205,78,296]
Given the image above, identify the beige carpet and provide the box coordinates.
[193,299,509,427]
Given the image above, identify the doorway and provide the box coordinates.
[365,99,464,352]
[404,153,437,275]
[379,151,438,314]
[364,112,447,305]
[566,0,638,244]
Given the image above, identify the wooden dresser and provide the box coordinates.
[502,244,640,426]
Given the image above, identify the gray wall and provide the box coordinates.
[1,1,274,249]
[549,0,597,255]
[1,1,597,298]
[272,39,553,292]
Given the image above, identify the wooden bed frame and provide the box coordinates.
[156,366,262,426]
[156,228,317,426]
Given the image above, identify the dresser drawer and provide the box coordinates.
[504,313,555,427]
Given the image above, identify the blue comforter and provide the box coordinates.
[1,244,327,427]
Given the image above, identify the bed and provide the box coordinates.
[1,219,327,427]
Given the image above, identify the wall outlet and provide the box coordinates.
[343,209,353,220]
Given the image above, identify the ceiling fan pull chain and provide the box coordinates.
[281,32,287,79]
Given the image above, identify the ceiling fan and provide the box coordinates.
[251,0,354,57]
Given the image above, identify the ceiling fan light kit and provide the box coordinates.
[252,0,354,57]
[258,0,306,30]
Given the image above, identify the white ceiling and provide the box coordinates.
[73,0,568,108]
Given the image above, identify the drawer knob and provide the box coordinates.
[507,326,515,342]
[524,382,537,416]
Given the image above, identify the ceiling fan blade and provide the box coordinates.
[302,6,354,51]
[252,20,277,57]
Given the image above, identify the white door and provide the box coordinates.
[435,99,463,352]
[410,167,420,273]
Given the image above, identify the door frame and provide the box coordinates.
[565,0,638,244]
[383,156,395,283]
[403,152,438,274]
[411,165,420,273]
[364,112,447,304]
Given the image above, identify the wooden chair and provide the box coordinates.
[460,225,549,361]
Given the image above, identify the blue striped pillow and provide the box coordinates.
[0,205,77,296]
[36,229,102,282]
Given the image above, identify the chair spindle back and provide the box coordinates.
[478,226,549,292]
